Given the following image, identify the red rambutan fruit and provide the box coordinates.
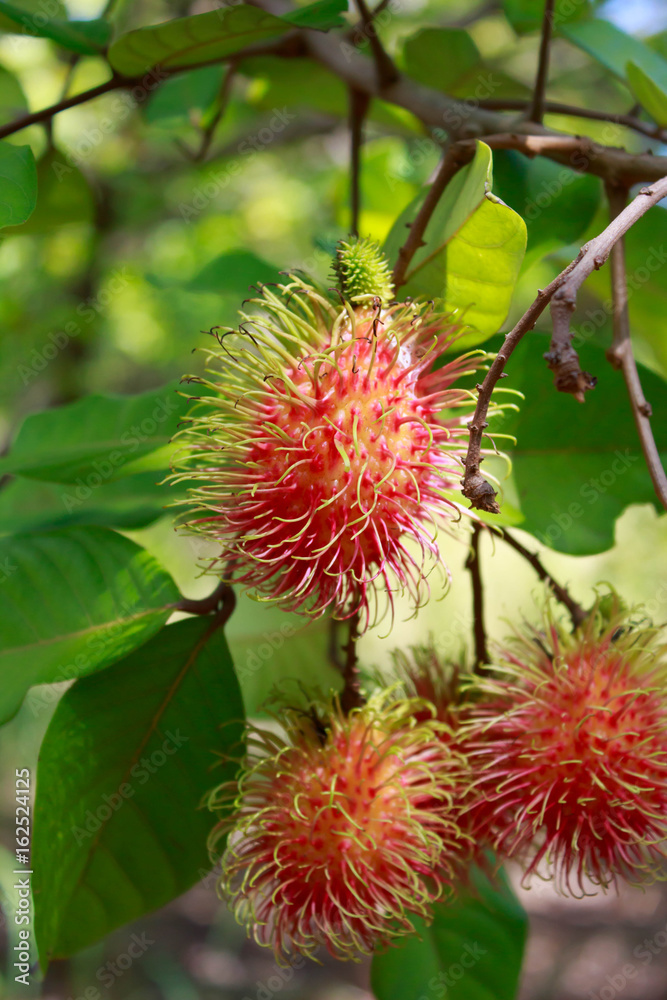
[208,692,466,962]
[172,269,487,626]
[467,597,667,893]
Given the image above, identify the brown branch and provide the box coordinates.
[500,530,588,629]
[465,522,490,671]
[391,142,474,289]
[175,579,236,621]
[528,0,554,124]
[349,87,370,237]
[299,22,667,185]
[339,613,363,714]
[478,98,667,143]
[605,182,667,511]
[461,259,579,512]
[352,0,399,88]
[462,174,667,513]
[547,175,667,401]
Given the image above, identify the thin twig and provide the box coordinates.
[462,174,667,513]
[500,530,588,629]
[605,182,667,511]
[192,62,237,163]
[349,87,370,237]
[528,0,554,124]
[392,142,474,289]
[175,579,236,620]
[465,523,490,671]
[340,614,363,714]
[547,175,667,400]
[478,98,667,143]
[353,0,399,88]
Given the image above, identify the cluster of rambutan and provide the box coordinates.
[175,239,667,964]
[208,600,667,962]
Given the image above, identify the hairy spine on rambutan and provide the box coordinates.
[172,274,500,626]
[208,692,467,962]
[466,596,667,894]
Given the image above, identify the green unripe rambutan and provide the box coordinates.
[333,236,394,304]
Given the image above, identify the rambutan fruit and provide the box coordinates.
[208,692,466,962]
[172,251,486,627]
[467,597,667,893]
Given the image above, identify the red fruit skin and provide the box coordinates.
[175,283,484,626]
[467,613,667,893]
[209,695,467,962]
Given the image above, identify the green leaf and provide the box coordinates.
[504,0,590,34]
[402,28,481,94]
[0,0,65,32]
[0,2,111,54]
[492,150,601,269]
[145,65,225,126]
[0,472,178,535]
[284,0,348,30]
[371,867,527,1000]
[0,383,188,483]
[560,19,667,91]
[0,526,179,723]
[498,335,667,554]
[32,616,244,963]
[383,142,526,341]
[187,249,281,294]
[0,65,28,121]
[108,6,290,77]
[226,592,340,714]
[0,142,36,229]
[626,61,667,126]
[4,148,94,236]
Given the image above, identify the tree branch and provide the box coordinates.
[499,529,588,629]
[300,24,667,185]
[547,175,667,400]
[604,182,667,511]
[175,579,236,621]
[339,613,363,714]
[392,142,474,289]
[353,0,399,88]
[349,87,370,237]
[462,175,667,512]
[528,0,554,124]
[465,522,490,672]
[462,174,667,513]
[479,98,667,143]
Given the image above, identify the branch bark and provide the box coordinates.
[349,87,370,237]
[547,175,667,401]
[605,182,667,511]
[339,613,363,713]
[528,0,554,124]
[479,98,667,143]
[462,174,667,513]
[465,522,490,671]
[499,530,588,629]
